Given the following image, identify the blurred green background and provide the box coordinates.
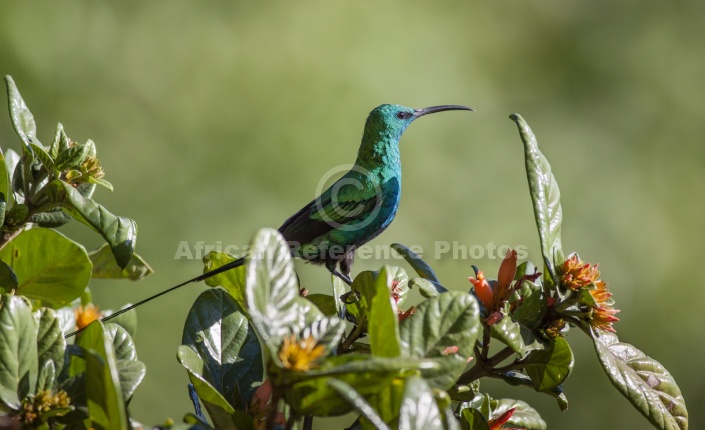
[1,1,703,428]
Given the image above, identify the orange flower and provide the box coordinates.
[560,254,600,291]
[278,334,326,372]
[469,269,494,310]
[591,306,620,333]
[589,280,613,307]
[488,407,525,430]
[75,304,101,330]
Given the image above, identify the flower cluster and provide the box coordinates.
[559,254,619,332]
[75,303,102,330]
[21,389,71,424]
[278,334,326,372]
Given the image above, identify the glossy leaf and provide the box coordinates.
[592,329,688,430]
[459,407,489,430]
[5,75,39,148]
[489,315,544,355]
[104,305,138,340]
[522,336,574,392]
[245,228,301,356]
[398,376,445,430]
[42,180,136,269]
[491,398,546,430]
[89,243,153,281]
[177,345,238,429]
[0,228,91,308]
[399,292,480,389]
[307,293,338,316]
[0,295,38,409]
[409,277,447,298]
[202,251,247,311]
[510,114,563,274]
[182,289,263,408]
[369,267,401,358]
[301,316,345,354]
[0,149,9,209]
[78,321,127,430]
[0,260,18,292]
[327,378,390,430]
[331,275,347,318]
[37,360,56,392]
[36,308,66,383]
[391,243,440,283]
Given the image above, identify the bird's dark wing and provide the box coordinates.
[278,178,394,248]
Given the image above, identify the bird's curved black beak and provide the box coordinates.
[413,105,474,119]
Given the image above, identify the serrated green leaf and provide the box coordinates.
[0,295,38,409]
[391,243,440,283]
[5,75,39,148]
[510,114,563,278]
[0,228,91,308]
[245,228,301,357]
[522,336,573,392]
[89,243,153,281]
[182,289,263,408]
[592,329,687,430]
[369,266,401,358]
[177,345,237,429]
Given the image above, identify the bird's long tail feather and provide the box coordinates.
[64,257,246,338]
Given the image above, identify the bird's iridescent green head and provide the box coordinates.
[358,103,473,167]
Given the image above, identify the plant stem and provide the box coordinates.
[0,228,22,252]
[265,391,282,430]
[457,346,516,385]
[339,323,364,353]
[303,415,313,430]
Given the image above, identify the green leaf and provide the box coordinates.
[306,293,338,316]
[391,243,440,283]
[369,266,401,358]
[399,292,480,389]
[55,142,90,171]
[489,315,544,355]
[511,281,547,330]
[0,295,38,409]
[245,228,301,356]
[510,114,563,276]
[459,407,489,430]
[5,75,39,148]
[182,289,263,408]
[203,251,247,311]
[0,149,10,208]
[37,360,56,392]
[0,228,92,308]
[327,378,390,430]
[104,305,138,340]
[43,180,137,269]
[30,143,55,171]
[177,345,238,429]
[398,376,445,430]
[491,398,546,430]
[591,329,688,430]
[409,277,447,298]
[0,260,18,292]
[89,243,153,281]
[301,316,345,355]
[400,291,480,361]
[36,308,66,383]
[104,323,145,400]
[332,275,347,318]
[28,208,72,228]
[77,321,127,430]
[522,336,574,392]
[83,348,127,430]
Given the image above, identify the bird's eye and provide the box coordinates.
[396,111,409,120]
